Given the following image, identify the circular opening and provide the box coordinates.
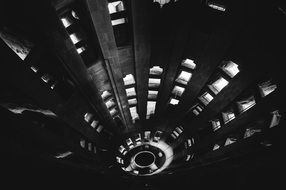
[134,151,155,167]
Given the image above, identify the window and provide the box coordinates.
[208,77,229,95]
[224,137,236,146]
[69,33,82,44]
[144,131,151,140]
[0,29,33,60]
[80,139,85,148]
[221,61,239,78]
[222,110,235,124]
[148,90,158,99]
[146,101,156,118]
[213,144,220,150]
[76,46,86,54]
[169,98,179,105]
[111,18,127,26]
[96,125,103,133]
[41,74,53,83]
[181,59,196,70]
[123,74,135,86]
[60,16,73,28]
[91,120,99,128]
[128,98,137,105]
[207,1,226,11]
[118,145,125,154]
[126,138,133,146]
[244,128,261,138]
[130,106,139,120]
[125,87,136,97]
[185,138,194,148]
[198,91,214,106]
[150,66,163,75]
[30,65,39,73]
[101,90,112,100]
[269,110,281,128]
[135,133,141,143]
[109,108,117,116]
[236,95,256,113]
[153,131,162,142]
[192,103,203,115]
[176,71,192,85]
[186,154,194,161]
[148,78,161,88]
[88,142,92,151]
[258,80,277,97]
[108,1,125,14]
[211,119,221,131]
[105,99,116,109]
[55,151,73,159]
[175,127,183,134]
[172,86,185,97]
[84,113,93,123]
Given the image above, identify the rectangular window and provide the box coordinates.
[172,86,185,97]
[101,90,112,100]
[148,78,161,88]
[213,144,220,151]
[128,98,137,105]
[96,125,103,133]
[108,1,125,14]
[181,59,196,70]
[149,66,163,75]
[111,18,127,26]
[244,128,261,138]
[236,95,256,113]
[211,119,221,131]
[69,33,82,44]
[109,108,117,116]
[105,99,116,109]
[176,71,192,85]
[224,137,236,146]
[123,74,135,86]
[207,1,226,11]
[125,87,136,97]
[269,110,281,128]
[91,120,99,128]
[84,113,93,123]
[222,110,235,124]
[198,92,214,106]
[148,90,158,99]
[169,98,179,105]
[146,101,156,118]
[208,77,229,95]
[258,80,277,97]
[144,131,151,140]
[130,106,139,120]
[221,61,239,78]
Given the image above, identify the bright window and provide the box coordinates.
[236,95,256,113]
[125,87,136,97]
[208,77,229,95]
[222,111,235,124]
[61,16,73,28]
[128,98,137,105]
[221,61,239,78]
[258,80,277,97]
[101,90,112,100]
[176,71,192,85]
[211,119,221,131]
[198,92,214,105]
[123,74,135,86]
[182,59,196,70]
[146,101,156,118]
[172,86,185,97]
[169,98,179,105]
[108,1,125,14]
[96,125,103,133]
[69,33,82,44]
[224,137,236,146]
[148,90,158,99]
[105,99,116,109]
[91,120,99,128]
[111,18,127,26]
[207,1,226,11]
[148,78,161,88]
[149,66,163,75]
